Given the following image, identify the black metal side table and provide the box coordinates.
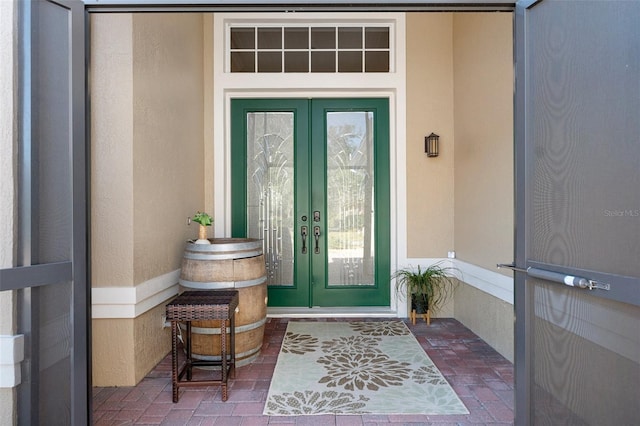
[165,290,239,403]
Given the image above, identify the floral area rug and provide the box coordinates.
[263,321,469,416]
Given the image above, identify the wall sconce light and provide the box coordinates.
[425,133,439,157]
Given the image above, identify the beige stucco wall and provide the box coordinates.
[455,283,513,361]
[90,13,206,386]
[406,13,514,268]
[92,319,135,385]
[405,12,513,360]
[131,13,206,283]
[405,12,513,266]
[203,14,215,216]
[0,0,17,422]
[91,14,135,288]
[92,304,169,386]
[453,13,514,274]
[451,13,514,361]
[405,13,455,258]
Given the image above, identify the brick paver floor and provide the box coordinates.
[93,318,514,425]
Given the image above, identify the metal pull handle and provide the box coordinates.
[527,268,610,291]
[301,226,308,254]
[313,226,321,254]
[497,263,610,291]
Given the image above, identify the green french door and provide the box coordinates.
[231,98,390,307]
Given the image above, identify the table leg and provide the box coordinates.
[220,319,228,401]
[230,314,236,379]
[171,320,179,403]
[186,321,192,381]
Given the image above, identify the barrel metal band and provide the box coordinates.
[183,250,263,260]
[178,276,267,289]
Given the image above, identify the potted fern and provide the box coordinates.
[394,262,458,325]
[192,211,213,244]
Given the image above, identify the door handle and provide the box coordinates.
[526,267,610,290]
[301,226,308,254]
[496,263,528,273]
[497,263,610,290]
[313,226,321,254]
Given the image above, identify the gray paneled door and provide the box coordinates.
[514,0,640,424]
[0,0,88,424]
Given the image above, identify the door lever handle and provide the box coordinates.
[313,226,321,254]
[301,226,308,254]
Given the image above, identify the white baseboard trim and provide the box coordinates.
[92,270,180,319]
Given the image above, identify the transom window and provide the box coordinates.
[229,25,391,73]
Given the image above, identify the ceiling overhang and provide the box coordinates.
[83,0,516,13]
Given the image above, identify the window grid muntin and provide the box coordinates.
[228,24,391,73]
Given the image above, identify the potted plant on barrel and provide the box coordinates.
[394,262,458,325]
[192,211,213,244]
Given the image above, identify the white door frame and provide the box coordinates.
[212,12,407,315]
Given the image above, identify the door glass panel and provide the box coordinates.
[230,27,255,49]
[246,112,295,287]
[311,27,335,49]
[257,51,282,72]
[365,51,389,73]
[257,27,282,49]
[229,25,391,74]
[326,112,375,287]
[230,27,256,72]
[365,27,389,49]
[284,28,308,49]
[338,27,362,49]
[231,52,255,73]
[337,51,362,72]
[311,51,335,72]
[284,51,308,72]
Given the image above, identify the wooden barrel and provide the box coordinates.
[179,238,267,366]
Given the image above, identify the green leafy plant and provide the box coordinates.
[193,211,213,226]
[393,262,458,322]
